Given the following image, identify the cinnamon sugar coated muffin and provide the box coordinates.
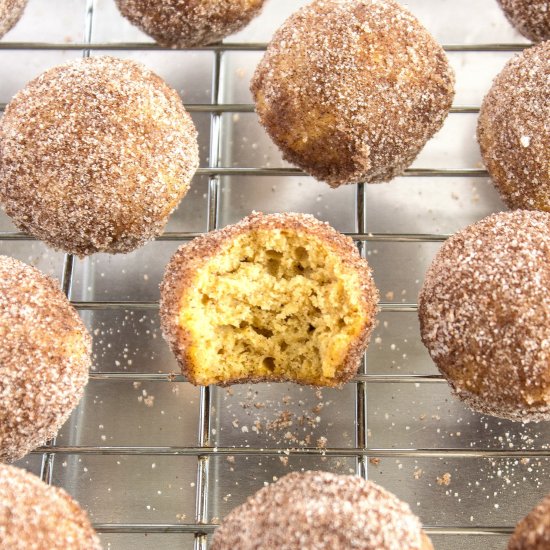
[0,56,199,256]
[477,41,549,212]
[419,211,550,422]
[497,0,550,42]
[509,493,550,549]
[160,212,379,386]
[251,0,455,187]
[0,464,101,549]
[0,0,27,38]
[210,471,434,550]
[0,256,91,462]
[115,0,266,48]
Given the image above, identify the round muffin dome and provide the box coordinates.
[251,0,455,187]
[477,41,549,212]
[0,56,199,256]
[211,471,433,550]
[419,210,550,422]
[115,0,266,48]
[160,212,379,387]
[0,256,91,462]
[508,493,550,549]
[0,0,27,38]
[497,0,550,42]
[0,464,101,549]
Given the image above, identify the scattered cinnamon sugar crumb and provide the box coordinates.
[437,473,451,486]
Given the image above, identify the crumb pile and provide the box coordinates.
[477,41,549,212]
[419,210,550,422]
[0,56,199,256]
[251,0,455,187]
[0,0,27,38]
[497,0,550,42]
[210,471,433,550]
[115,0,266,48]
[0,255,91,462]
[0,464,101,549]
[508,492,550,549]
[160,212,379,387]
[220,385,344,450]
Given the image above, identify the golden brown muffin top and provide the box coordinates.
[251,0,455,186]
[0,255,91,462]
[509,493,550,549]
[211,471,432,550]
[0,56,199,256]
[477,41,550,212]
[0,464,101,549]
[0,0,27,38]
[497,0,550,42]
[419,210,550,422]
[115,0,265,48]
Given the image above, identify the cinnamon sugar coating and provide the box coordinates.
[0,0,27,38]
[0,56,199,256]
[115,0,266,48]
[508,492,550,549]
[0,256,91,462]
[160,212,379,387]
[419,211,550,422]
[251,0,455,187]
[477,41,549,212]
[0,464,101,549]
[497,0,550,42]
[211,471,433,550]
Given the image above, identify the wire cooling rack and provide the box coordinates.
[1,1,549,549]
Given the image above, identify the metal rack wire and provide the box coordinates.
[0,1,542,548]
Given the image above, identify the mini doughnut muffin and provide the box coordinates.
[497,0,550,42]
[419,210,550,422]
[0,464,101,549]
[160,212,379,386]
[509,493,550,549]
[251,0,455,187]
[477,41,549,212]
[211,471,434,550]
[0,256,91,462]
[0,56,199,256]
[115,0,266,48]
[0,0,27,38]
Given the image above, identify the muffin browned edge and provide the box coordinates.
[159,212,379,387]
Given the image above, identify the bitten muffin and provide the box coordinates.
[477,41,549,212]
[251,0,455,187]
[509,493,550,549]
[160,212,379,386]
[419,210,550,422]
[497,0,550,42]
[0,56,199,256]
[115,0,266,48]
[0,0,27,38]
[0,464,101,549]
[0,256,92,462]
[211,471,434,550]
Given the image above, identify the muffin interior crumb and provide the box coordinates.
[179,229,365,385]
